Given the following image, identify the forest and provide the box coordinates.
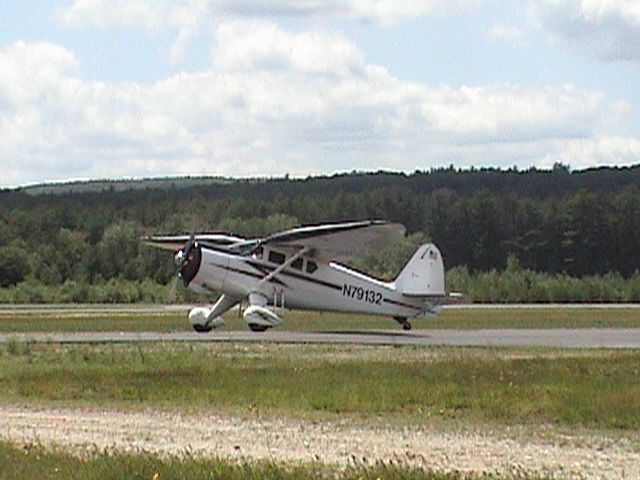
[0,163,639,303]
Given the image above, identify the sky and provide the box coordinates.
[1,0,640,188]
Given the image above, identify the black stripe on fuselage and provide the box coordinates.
[245,260,342,291]
[201,244,349,292]
[205,261,288,287]
[383,297,422,311]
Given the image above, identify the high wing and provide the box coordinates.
[260,220,406,262]
[143,233,246,251]
[144,220,406,262]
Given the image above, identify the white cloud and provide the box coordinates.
[420,83,615,143]
[487,25,526,47]
[213,21,366,77]
[532,0,640,62]
[56,0,213,63]
[541,136,640,169]
[56,0,479,62]
[0,24,635,187]
[57,0,477,26]
[56,0,178,31]
[0,41,79,105]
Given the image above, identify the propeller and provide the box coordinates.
[176,229,198,281]
[166,225,200,304]
[181,229,197,263]
[166,275,179,304]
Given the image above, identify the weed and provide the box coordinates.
[0,440,554,480]
[4,336,31,356]
[1,343,639,429]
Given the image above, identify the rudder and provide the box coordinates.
[394,243,445,297]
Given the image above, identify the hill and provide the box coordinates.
[0,165,639,300]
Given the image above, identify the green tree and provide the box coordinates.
[97,221,140,280]
[563,191,613,276]
[0,246,30,287]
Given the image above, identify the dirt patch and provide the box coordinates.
[2,405,639,479]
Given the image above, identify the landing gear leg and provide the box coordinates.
[394,316,412,331]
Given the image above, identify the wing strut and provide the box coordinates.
[256,247,310,288]
[243,247,310,332]
[189,293,240,332]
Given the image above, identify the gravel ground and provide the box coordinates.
[2,405,639,479]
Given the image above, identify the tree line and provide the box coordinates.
[0,164,639,302]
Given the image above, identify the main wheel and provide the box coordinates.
[402,321,412,331]
[248,323,268,332]
[192,324,213,333]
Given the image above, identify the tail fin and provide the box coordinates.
[395,243,445,297]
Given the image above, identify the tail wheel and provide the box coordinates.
[394,316,412,331]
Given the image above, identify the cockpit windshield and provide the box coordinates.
[227,240,261,255]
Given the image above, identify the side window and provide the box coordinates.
[268,250,286,265]
[306,260,318,274]
[291,258,303,270]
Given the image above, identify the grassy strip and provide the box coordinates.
[1,307,640,333]
[0,310,189,333]
[2,343,640,429]
[429,307,640,329]
[0,441,550,480]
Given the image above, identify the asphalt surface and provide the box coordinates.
[2,304,640,348]
[2,328,640,348]
[1,303,639,314]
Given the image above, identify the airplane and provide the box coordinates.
[145,220,446,332]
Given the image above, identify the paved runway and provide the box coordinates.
[2,328,640,348]
[1,303,639,314]
[2,304,640,348]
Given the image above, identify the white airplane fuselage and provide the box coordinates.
[188,245,435,319]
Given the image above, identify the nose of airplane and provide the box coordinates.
[176,241,202,286]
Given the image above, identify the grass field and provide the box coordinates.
[0,308,188,333]
[2,341,640,430]
[0,441,552,480]
[2,316,638,480]
[0,305,639,332]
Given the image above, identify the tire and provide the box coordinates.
[248,324,268,332]
[192,324,213,333]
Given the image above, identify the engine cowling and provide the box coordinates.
[176,242,202,286]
